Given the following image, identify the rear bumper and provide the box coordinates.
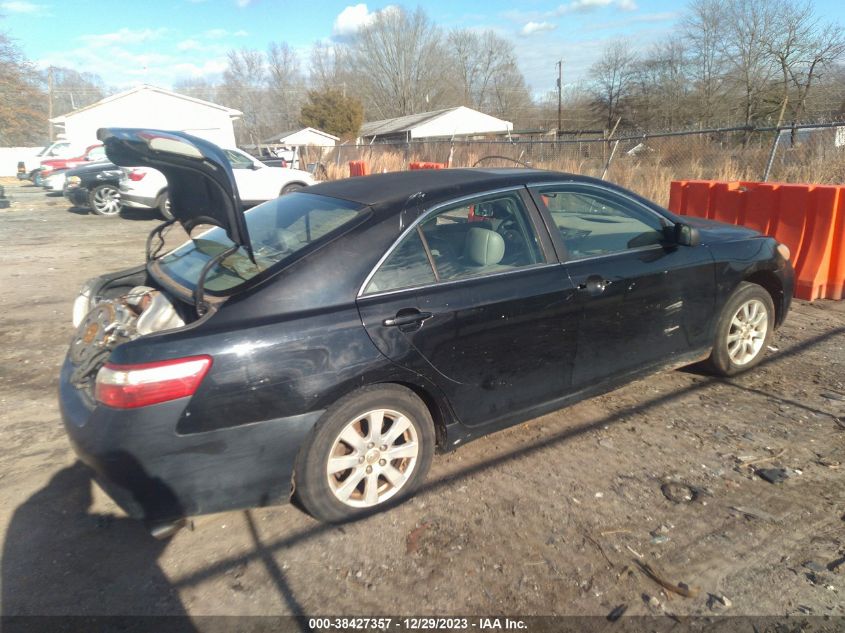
[59,358,322,523]
[119,190,157,209]
[64,187,89,207]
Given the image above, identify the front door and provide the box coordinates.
[530,184,716,386]
[357,189,580,428]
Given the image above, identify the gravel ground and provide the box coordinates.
[0,180,844,624]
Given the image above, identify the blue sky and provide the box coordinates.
[4,0,845,98]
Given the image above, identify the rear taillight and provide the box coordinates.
[95,356,212,409]
[128,169,146,181]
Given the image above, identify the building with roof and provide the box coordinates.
[358,106,513,143]
[50,85,242,148]
[262,127,339,147]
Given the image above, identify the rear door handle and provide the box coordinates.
[383,311,433,327]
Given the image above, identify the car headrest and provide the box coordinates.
[464,227,505,266]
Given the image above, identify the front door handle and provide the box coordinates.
[383,310,433,328]
[577,275,612,295]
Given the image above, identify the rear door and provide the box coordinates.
[530,183,715,386]
[357,188,581,428]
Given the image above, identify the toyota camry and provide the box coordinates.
[60,128,794,528]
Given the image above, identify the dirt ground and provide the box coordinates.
[0,180,844,624]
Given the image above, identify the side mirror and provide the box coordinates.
[673,222,701,247]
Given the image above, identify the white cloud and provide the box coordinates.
[520,21,557,36]
[176,39,202,52]
[0,1,41,12]
[550,0,637,15]
[203,28,229,39]
[235,0,251,6]
[332,4,398,37]
[234,29,249,37]
[80,28,166,48]
[333,4,376,36]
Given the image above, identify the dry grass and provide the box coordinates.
[316,136,845,207]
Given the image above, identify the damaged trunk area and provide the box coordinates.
[68,265,204,390]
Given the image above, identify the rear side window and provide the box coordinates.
[363,191,543,295]
[158,192,364,294]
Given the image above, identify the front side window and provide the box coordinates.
[363,191,543,294]
[536,186,667,260]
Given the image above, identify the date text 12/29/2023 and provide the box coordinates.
[308,618,528,630]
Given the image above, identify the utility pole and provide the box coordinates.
[47,66,54,142]
[556,59,562,136]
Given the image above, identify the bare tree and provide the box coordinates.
[764,1,845,128]
[721,0,777,129]
[267,42,306,132]
[683,0,727,125]
[445,28,532,124]
[222,48,270,145]
[632,39,691,129]
[172,77,219,103]
[348,6,450,119]
[46,67,107,116]
[309,41,352,93]
[0,31,46,144]
[590,40,638,129]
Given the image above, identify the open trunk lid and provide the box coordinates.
[97,128,252,257]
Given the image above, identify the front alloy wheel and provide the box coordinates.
[89,184,122,217]
[705,281,774,376]
[294,385,435,522]
[726,299,768,366]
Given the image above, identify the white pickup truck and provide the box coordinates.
[17,141,83,181]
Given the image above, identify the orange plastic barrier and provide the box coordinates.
[348,161,369,177]
[409,162,447,170]
[669,180,845,301]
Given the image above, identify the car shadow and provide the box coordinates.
[119,208,159,222]
[65,206,91,216]
[1,462,197,628]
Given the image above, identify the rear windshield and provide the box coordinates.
[156,192,365,294]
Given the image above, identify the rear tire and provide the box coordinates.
[158,192,174,221]
[705,282,774,376]
[280,183,305,195]
[88,184,122,217]
[294,385,435,523]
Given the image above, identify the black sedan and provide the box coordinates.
[60,129,794,527]
[63,161,124,217]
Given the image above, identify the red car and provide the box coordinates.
[38,144,106,181]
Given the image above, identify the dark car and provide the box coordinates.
[60,128,794,528]
[63,161,124,216]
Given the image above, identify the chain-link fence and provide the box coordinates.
[296,122,845,206]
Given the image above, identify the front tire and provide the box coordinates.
[294,385,435,523]
[88,184,122,217]
[706,282,774,376]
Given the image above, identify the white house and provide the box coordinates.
[262,127,339,147]
[358,106,513,143]
[50,85,242,148]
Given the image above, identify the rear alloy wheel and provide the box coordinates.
[294,385,435,522]
[88,184,122,217]
[706,282,774,376]
[158,193,174,221]
[280,182,305,195]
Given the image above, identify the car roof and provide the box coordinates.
[304,168,599,208]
